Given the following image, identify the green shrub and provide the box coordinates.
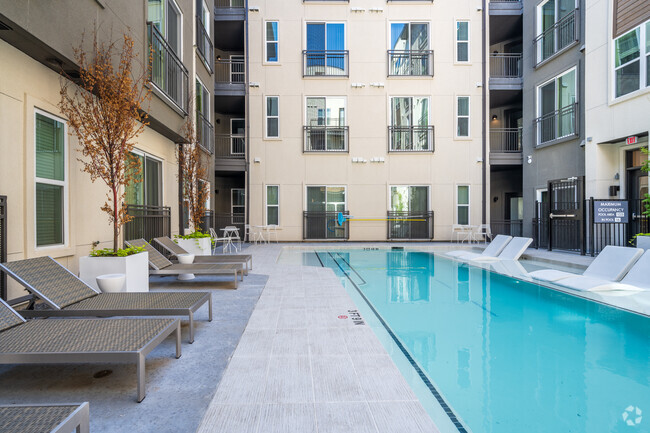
[90,246,145,257]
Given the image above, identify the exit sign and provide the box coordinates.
[626,136,638,145]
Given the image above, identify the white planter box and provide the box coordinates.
[79,251,149,293]
[637,235,650,251]
[176,237,211,256]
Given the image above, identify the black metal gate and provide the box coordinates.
[0,196,6,300]
[547,176,585,254]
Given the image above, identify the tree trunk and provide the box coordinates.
[113,186,119,253]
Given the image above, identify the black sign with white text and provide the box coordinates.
[594,200,629,223]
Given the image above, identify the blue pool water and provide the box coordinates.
[316,250,650,433]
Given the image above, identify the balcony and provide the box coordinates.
[196,112,214,154]
[215,134,244,158]
[388,126,435,152]
[387,50,434,77]
[489,53,522,89]
[214,57,245,95]
[303,126,349,152]
[533,9,579,66]
[214,0,245,21]
[147,22,189,114]
[490,127,522,165]
[534,102,578,146]
[196,16,213,74]
[303,211,349,240]
[387,211,434,240]
[303,51,349,77]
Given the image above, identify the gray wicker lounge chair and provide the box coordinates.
[126,239,243,288]
[153,236,252,274]
[0,403,89,433]
[0,299,180,402]
[0,257,212,343]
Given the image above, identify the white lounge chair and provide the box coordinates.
[555,248,650,292]
[446,234,512,260]
[489,260,529,279]
[469,237,532,262]
[529,245,644,285]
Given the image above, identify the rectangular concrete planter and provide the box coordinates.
[176,237,211,256]
[79,251,149,292]
[636,235,650,251]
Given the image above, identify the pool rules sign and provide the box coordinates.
[594,200,629,223]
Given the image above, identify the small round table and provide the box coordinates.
[177,254,195,280]
[96,274,126,293]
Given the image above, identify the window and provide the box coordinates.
[536,67,577,144]
[457,96,470,137]
[304,97,347,151]
[265,21,279,63]
[230,119,245,155]
[266,185,279,225]
[457,185,470,225]
[35,111,66,247]
[456,21,469,63]
[266,96,279,138]
[614,20,650,98]
[125,152,162,206]
[390,97,431,151]
[200,1,210,33]
[305,22,347,76]
[196,78,209,120]
[390,186,428,212]
[306,186,346,212]
[536,0,577,63]
[231,188,245,218]
[389,22,430,76]
[148,0,182,55]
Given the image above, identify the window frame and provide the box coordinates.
[304,185,347,212]
[534,0,578,64]
[265,96,280,139]
[126,150,164,207]
[266,185,280,226]
[34,109,69,249]
[388,95,432,151]
[455,20,470,63]
[456,96,470,138]
[535,66,577,145]
[304,96,347,126]
[231,188,246,220]
[195,76,210,120]
[305,21,347,51]
[456,184,470,226]
[264,20,280,64]
[388,185,430,212]
[612,19,650,100]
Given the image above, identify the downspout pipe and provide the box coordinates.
[481,0,487,225]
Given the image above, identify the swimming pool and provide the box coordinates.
[315,249,650,433]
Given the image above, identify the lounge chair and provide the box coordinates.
[489,260,529,279]
[468,237,533,262]
[0,298,180,402]
[554,248,650,292]
[445,234,512,259]
[529,245,643,284]
[125,239,244,288]
[0,257,212,343]
[0,403,89,433]
[153,236,252,274]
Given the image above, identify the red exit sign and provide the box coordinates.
[626,136,638,145]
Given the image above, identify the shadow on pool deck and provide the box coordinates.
[0,273,267,433]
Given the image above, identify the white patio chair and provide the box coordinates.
[476,224,492,243]
[266,225,279,243]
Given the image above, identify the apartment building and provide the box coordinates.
[213,0,487,242]
[0,0,215,300]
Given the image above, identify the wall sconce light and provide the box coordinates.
[491,115,497,121]
[493,196,498,203]
[614,172,620,180]
[216,55,221,61]
[527,155,533,164]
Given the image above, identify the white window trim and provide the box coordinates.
[264,20,280,64]
[455,20,470,64]
[387,21,431,50]
[196,76,210,121]
[455,96,470,139]
[304,96,347,126]
[34,109,69,250]
[231,188,245,219]
[456,184,470,225]
[387,185,430,212]
[305,21,347,51]
[201,0,210,35]
[266,185,280,226]
[304,185,348,211]
[129,149,165,207]
[535,65,578,145]
[612,19,650,100]
[265,96,280,139]
[388,96,431,151]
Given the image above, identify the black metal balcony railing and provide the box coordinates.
[489,53,522,78]
[196,112,214,154]
[303,51,349,77]
[124,204,171,242]
[304,126,349,152]
[533,9,578,65]
[490,127,522,152]
[303,211,349,240]
[388,126,435,152]
[215,0,244,7]
[196,16,213,74]
[387,211,434,240]
[388,50,434,76]
[147,22,188,113]
[534,102,578,145]
[215,134,245,158]
[214,58,245,84]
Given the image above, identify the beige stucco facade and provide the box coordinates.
[247,1,486,241]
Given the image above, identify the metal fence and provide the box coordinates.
[303,126,349,152]
[124,204,171,243]
[387,211,434,240]
[533,8,578,65]
[303,51,349,77]
[490,128,522,152]
[147,22,188,114]
[491,219,523,237]
[215,134,245,158]
[387,50,434,76]
[214,58,245,84]
[489,53,522,78]
[0,196,6,301]
[534,102,578,145]
[196,16,213,73]
[586,198,650,256]
[303,211,349,240]
[388,126,435,152]
[197,112,214,154]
